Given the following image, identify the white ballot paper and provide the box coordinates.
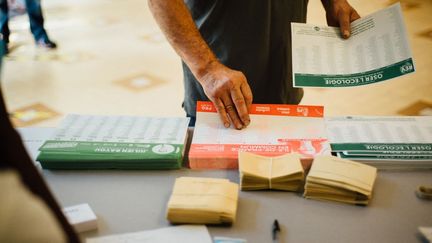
[325,116,432,152]
[325,116,432,170]
[189,102,331,169]
[291,3,414,88]
[86,225,212,243]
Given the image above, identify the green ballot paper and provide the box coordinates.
[36,114,190,169]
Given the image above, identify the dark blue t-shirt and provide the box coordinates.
[183,0,309,125]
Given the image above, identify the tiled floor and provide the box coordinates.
[1,0,431,127]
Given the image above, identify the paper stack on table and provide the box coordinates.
[36,114,190,169]
[326,116,432,170]
[166,177,239,225]
[238,152,304,191]
[86,225,212,243]
[214,236,247,243]
[304,156,377,205]
[189,101,331,169]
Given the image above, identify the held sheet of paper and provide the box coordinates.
[291,3,415,88]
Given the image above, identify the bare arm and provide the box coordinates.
[148,0,252,129]
[321,0,360,38]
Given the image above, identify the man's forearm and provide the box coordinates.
[147,0,217,81]
[148,0,253,129]
[321,0,348,14]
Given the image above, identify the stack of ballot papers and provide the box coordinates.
[304,156,377,205]
[238,152,304,191]
[166,177,239,225]
[189,101,331,169]
[326,116,432,170]
[36,114,190,169]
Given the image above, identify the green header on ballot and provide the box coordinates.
[295,59,414,87]
[331,143,432,152]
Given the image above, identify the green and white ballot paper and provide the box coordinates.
[325,116,432,170]
[36,115,190,169]
[291,3,414,88]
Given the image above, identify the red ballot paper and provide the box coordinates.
[189,101,331,169]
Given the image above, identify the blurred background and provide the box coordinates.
[1,0,431,127]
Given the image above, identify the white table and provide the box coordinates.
[19,127,432,243]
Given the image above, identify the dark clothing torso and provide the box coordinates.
[0,81,79,242]
[182,0,308,123]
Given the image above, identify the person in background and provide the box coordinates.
[0,0,57,53]
[148,0,360,129]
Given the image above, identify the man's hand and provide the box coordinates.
[322,0,360,39]
[148,0,252,129]
[198,61,252,130]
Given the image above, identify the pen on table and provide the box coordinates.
[272,219,281,243]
